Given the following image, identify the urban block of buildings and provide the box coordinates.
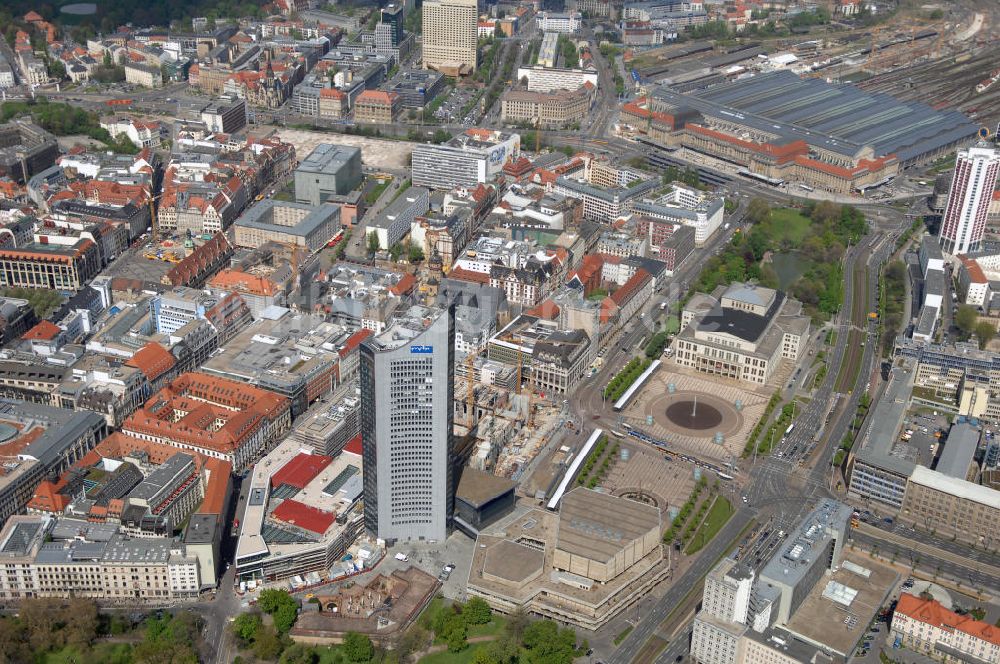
[672,283,810,386]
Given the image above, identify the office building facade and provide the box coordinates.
[939,143,1000,255]
[361,305,455,542]
[422,0,478,74]
[294,143,363,205]
[412,131,521,190]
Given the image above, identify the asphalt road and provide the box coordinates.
[605,508,755,664]
[605,229,883,664]
[851,529,1000,593]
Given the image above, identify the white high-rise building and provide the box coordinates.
[939,143,1000,255]
[691,558,755,664]
[361,305,455,542]
[422,0,478,74]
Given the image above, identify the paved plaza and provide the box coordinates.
[603,442,698,513]
[620,365,770,460]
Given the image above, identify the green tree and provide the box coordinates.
[253,624,283,661]
[280,642,318,664]
[389,242,403,262]
[441,612,468,653]
[746,197,771,225]
[464,596,493,625]
[975,321,996,349]
[367,231,381,254]
[472,637,520,664]
[504,608,529,644]
[232,612,262,644]
[408,243,425,262]
[343,632,374,662]
[523,619,576,664]
[274,601,299,633]
[47,59,66,80]
[956,305,978,336]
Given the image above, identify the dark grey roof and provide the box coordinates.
[696,291,784,343]
[935,422,979,479]
[653,70,978,162]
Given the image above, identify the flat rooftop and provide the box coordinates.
[855,364,917,476]
[367,304,446,352]
[483,539,544,584]
[455,467,516,508]
[296,143,360,174]
[556,488,661,564]
[654,70,979,162]
[935,421,979,480]
[234,200,340,239]
[236,436,363,564]
[784,554,898,657]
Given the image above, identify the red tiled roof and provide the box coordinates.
[344,434,363,456]
[448,266,491,285]
[958,255,988,284]
[896,593,1000,647]
[686,124,808,163]
[271,453,333,490]
[390,273,416,296]
[339,329,372,358]
[612,269,651,306]
[26,479,71,514]
[125,342,176,382]
[22,320,61,341]
[356,89,399,105]
[271,498,336,535]
[198,457,233,515]
[208,268,279,296]
[526,298,560,319]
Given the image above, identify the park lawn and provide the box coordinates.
[42,643,133,664]
[364,177,392,205]
[685,496,735,555]
[665,315,680,334]
[768,208,812,244]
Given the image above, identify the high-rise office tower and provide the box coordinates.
[361,305,455,542]
[701,558,755,623]
[939,143,1000,255]
[422,0,479,74]
[379,4,405,47]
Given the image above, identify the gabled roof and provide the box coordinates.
[125,342,176,382]
[896,592,1000,647]
[22,320,61,341]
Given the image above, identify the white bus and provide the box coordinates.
[785,423,795,436]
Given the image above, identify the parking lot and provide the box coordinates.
[378,529,479,602]
[432,86,480,125]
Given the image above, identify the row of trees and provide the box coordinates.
[0,598,203,664]
[603,357,652,401]
[663,476,709,543]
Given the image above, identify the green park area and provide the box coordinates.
[694,200,867,322]
[685,496,735,555]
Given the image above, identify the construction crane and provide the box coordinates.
[147,190,166,240]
